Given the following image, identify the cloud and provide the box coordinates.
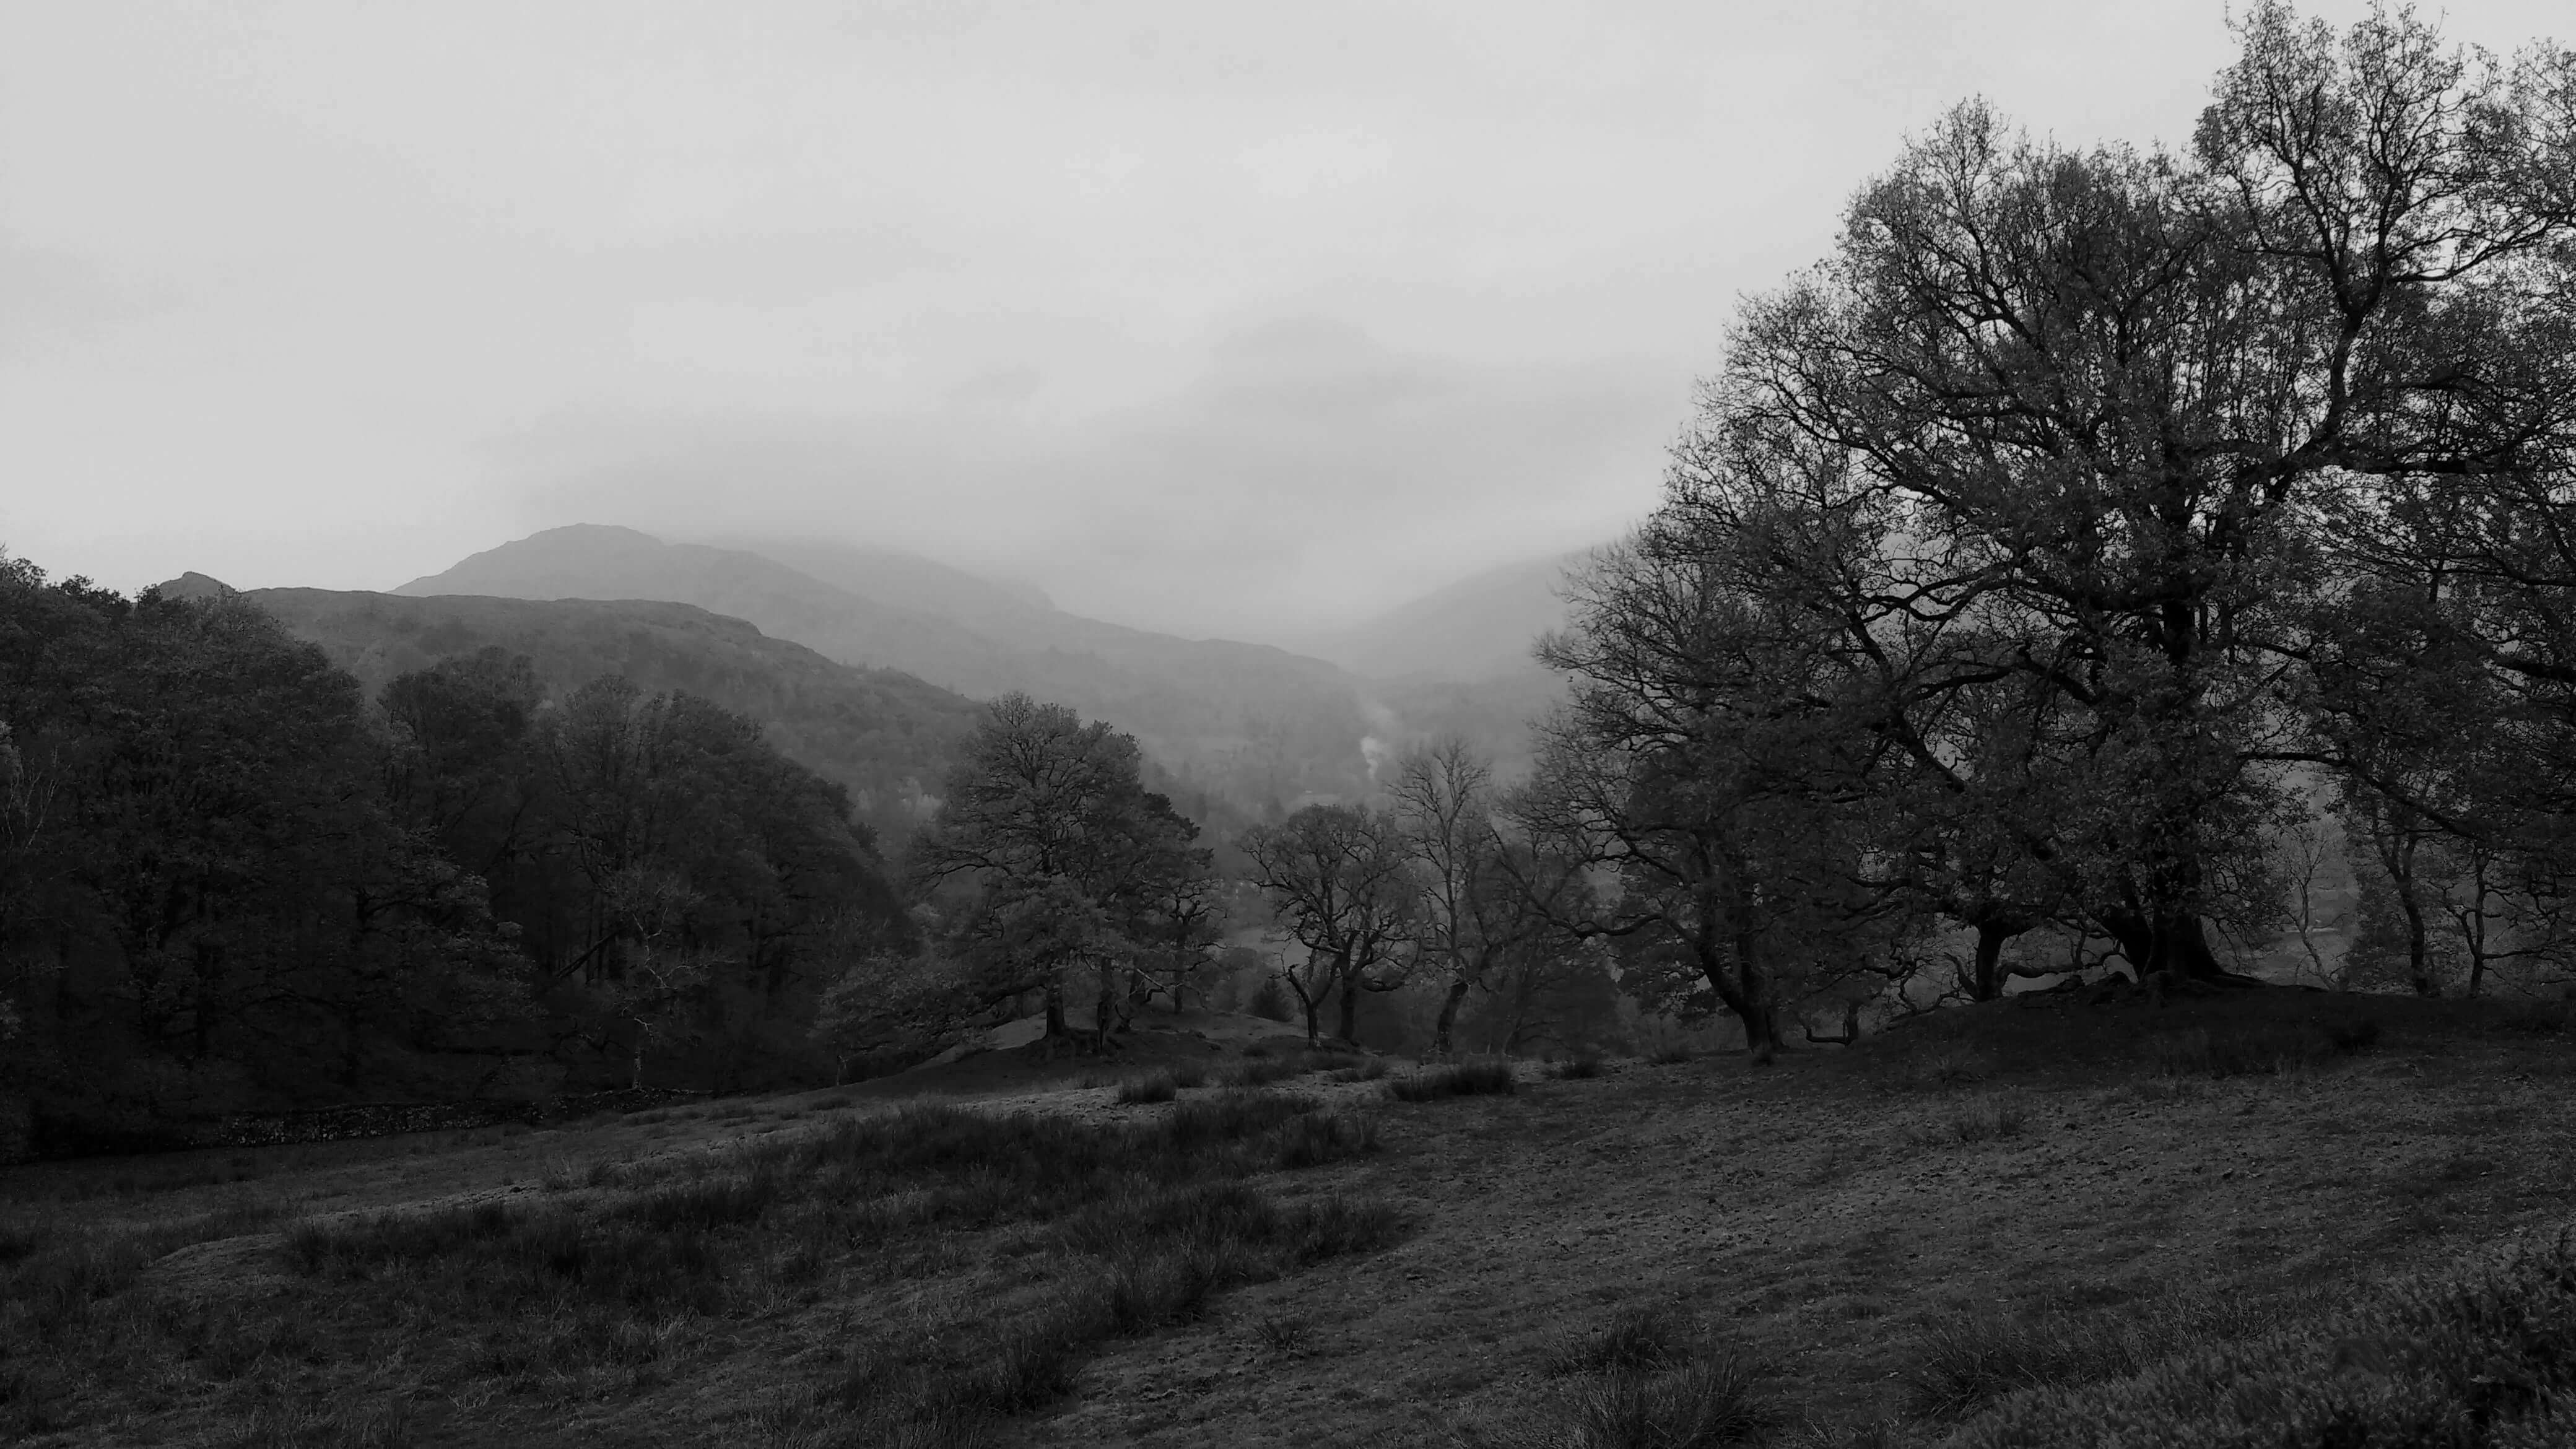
[1236,128,1394,199]
[500,315,1677,637]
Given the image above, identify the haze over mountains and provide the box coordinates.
[389,524,1587,817]
[242,587,983,845]
[1292,550,1591,683]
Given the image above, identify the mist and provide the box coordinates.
[5,0,2495,633]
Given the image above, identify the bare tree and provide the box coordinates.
[1386,738,1507,1056]
[1239,804,1417,1045]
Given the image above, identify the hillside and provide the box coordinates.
[248,587,982,840]
[718,535,1056,627]
[398,526,1382,814]
[1299,549,1596,683]
[6,995,2568,1446]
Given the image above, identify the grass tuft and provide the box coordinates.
[1547,1309,1770,1449]
[1567,1351,1770,1448]
[1930,1097,2027,1146]
[1556,1303,1699,1376]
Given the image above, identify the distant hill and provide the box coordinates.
[396,526,1380,815]
[248,588,983,842]
[1302,549,1598,683]
[717,536,1055,627]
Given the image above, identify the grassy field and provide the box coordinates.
[5,993,2573,1447]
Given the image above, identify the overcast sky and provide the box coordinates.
[3,1,2562,638]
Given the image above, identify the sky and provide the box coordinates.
[2,0,2565,639]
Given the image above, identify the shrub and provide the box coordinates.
[1166,1089,1318,1152]
[2499,1001,2570,1035]
[2146,1022,2361,1078]
[1909,1046,1988,1089]
[1222,1056,1306,1089]
[0,1221,49,1267]
[1247,978,1295,1022]
[1386,1060,1517,1103]
[1629,1014,1706,1064]
[1271,1107,1380,1168]
[1942,1097,2026,1145]
[1116,1071,1178,1105]
[1255,1313,1308,1355]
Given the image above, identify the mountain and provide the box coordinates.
[1300,549,1596,683]
[396,526,1378,814]
[717,536,1054,627]
[154,571,238,601]
[397,524,1017,690]
[248,587,983,842]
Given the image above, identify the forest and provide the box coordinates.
[0,564,914,1155]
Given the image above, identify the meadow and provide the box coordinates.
[6,993,2574,1447]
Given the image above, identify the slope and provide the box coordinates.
[1299,549,1596,684]
[397,526,1378,814]
[249,587,981,842]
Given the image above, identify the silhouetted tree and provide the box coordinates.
[911,693,1212,1049]
[1239,803,1417,1046]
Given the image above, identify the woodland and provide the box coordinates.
[5,1,2576,1154]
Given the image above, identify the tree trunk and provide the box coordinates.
[1336,975,1360,1045]
[1043,977,1068,1038]
[1971,920,2010,1001]
[2099,908,2229,983]
[2400,889,2434,996]
[1432,977,1470,1057]
[1741,1001,1780,1065]
[1300,991,1321,1046]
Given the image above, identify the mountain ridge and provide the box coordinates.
[1294,547,1599,682]
[250,586,983,842]
[395,525,1378,814]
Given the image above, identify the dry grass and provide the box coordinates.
[1115,1071,1180,1104]
[1868,1230,2576,1445]
[0,1090,1398,1447]
[9,994,2572,1448]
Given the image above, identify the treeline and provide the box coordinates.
[1507,2,2576,1052]
[0,559,906,1155]
[823,702,1623,1068]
